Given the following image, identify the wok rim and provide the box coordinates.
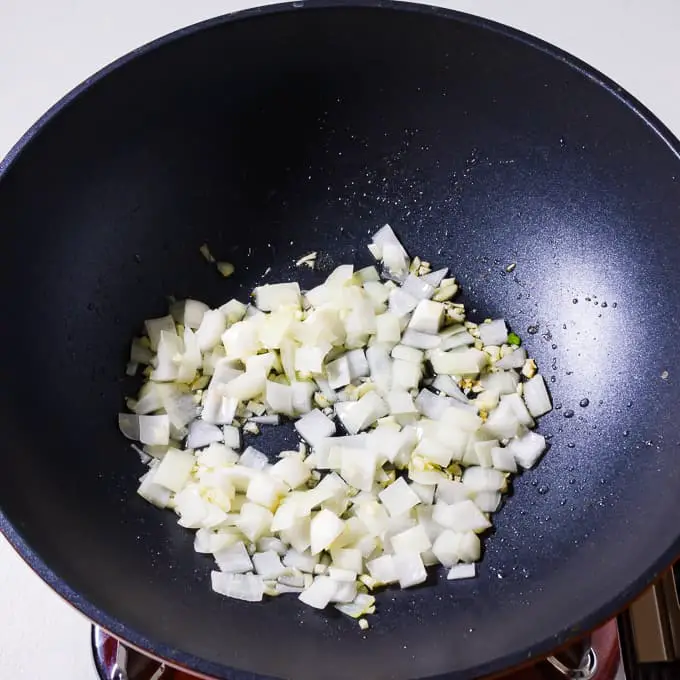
[1,2,679,678]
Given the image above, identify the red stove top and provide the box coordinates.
[93,619,622,680]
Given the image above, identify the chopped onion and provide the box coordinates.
[120,223,554,622]
[298,575,339,609]
[495,346,527,370]
[478,319,508,346]
[214,541,253,573]
[523,373,552,417]
[392,552,427,588]
[211,571,264,601]
[186,420,223,450]
[378,478,421,517]
[295,409,336,447]
[400,274,435,301]
[447,563,476,580]
[409,300,444,334]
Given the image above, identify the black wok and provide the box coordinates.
[1,3,680,679]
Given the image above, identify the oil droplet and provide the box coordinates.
[569,478,576,485]
[572,298,578,304]
[612,302,618,308]
[560,499,567,506]
[579,398,590,407]
[623,430,629,437]
[527,325,539,335]
[537,485,550,495]
[567,442,576,448]
[564,409,575,418]
[601,301,608,308]
[552,344,558,350]
[627,401,633,408]
[550,375,556,383]
[555,403,562,410]
[531,479,538,487]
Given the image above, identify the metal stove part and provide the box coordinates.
[627,569,680,663]
[93,627,168,680]
[546,647,598,680]
[92,620,624,680]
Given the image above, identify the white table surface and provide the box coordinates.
[1,1,678,678]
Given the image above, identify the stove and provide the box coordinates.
[91,619,618,680]
[90,568,680,680]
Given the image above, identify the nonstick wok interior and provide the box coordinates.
[1,4,680,680]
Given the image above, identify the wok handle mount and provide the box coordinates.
[545,635,597,679]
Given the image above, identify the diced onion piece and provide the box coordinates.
[196,310,227,352]
[310,509,344,555]
[523,374,552,417]
[152,448,193,492]
[252,550,286,579]
[375,313,402,344]
[391,344,423,364]
[392,358,422,390]
[137,467,172,508]
[390,525,432,555]
[254,282,301,311]
[219,299,247,324]
[246,473,287,510]
[211,571,264,601]
[432,500,491,533]
[431,374,470,404]
[214,541,253,573]
[379,478,421,517]
[507,430,547,469]
[145,315,176,351]
[270,456,311,489]
[240,446,268,470]
[326,355,352,390]
[435,480,471,505]
[335,593,376,619]
[447,563,476,580]
[432,530,461,567]
[478,319,508,346]
[283,549,318,573]
[491,446,517,472]
[295,408,336,447]
[429,348,487,376]
[409,299,444,334]
[401,328,441,350]
[235,503,273,541]
[388,288,418,317]
[420,268,448,287]
[462,467,506,492]
[496,346,527,370]
[439,330,475,351]
[298,576,339,609]
[335,392,389,435]
[186,420,223,450]
[401,274,435,300]
[366,345,393,393]
[392,552,427,588]
[366,554,398,584]
[474,490,502,513]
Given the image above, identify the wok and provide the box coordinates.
[1,3,680,679]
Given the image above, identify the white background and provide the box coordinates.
[1,1,678,677]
